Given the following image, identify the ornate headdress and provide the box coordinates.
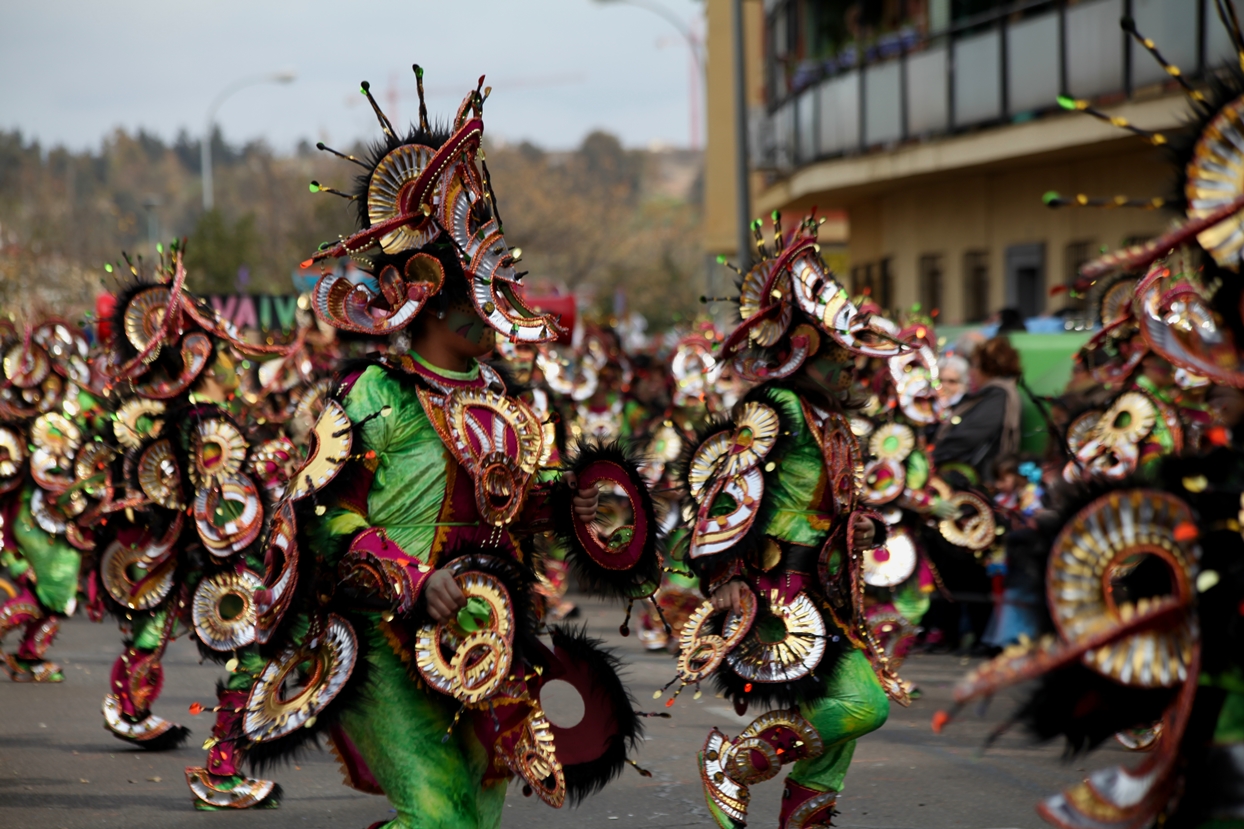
[1050,8,1244,390]
[716,212,904,384]
[104,245,289,400]
[303,66,564,344]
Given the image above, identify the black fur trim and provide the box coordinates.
[552,440,663,600]
[1012,664,1176,755]
[546,624,642,805]
[118,723,192,752]
[258,782,283,807]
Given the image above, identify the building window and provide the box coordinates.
[918,254,944,316]
[850,263,871,297]
[1064,241,1093,315]
[877,258,893,311]
[963,250,990,322]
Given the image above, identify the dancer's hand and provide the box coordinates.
[852,514,878,550]
[564,471,600,523]
[710,579,753,615]
[425,570,467,622]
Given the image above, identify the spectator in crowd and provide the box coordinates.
[937,354,968,409]
[933,336,1023,483]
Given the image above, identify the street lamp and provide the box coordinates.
[201,70,296,211]
[594,0,704,147]
[594,0,703,69]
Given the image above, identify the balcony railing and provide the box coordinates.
[753,0,1226,173]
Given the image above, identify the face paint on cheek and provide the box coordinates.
[447,307,490,345]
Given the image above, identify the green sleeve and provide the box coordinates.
[758,388,831,548]
[307,365,453,565]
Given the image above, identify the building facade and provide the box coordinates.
[704,0,1228,325]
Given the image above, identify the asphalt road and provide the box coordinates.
[0,596,1131,829]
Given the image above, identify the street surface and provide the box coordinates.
[0,596,1130,829]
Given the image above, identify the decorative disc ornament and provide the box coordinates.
[1066,410,1103,456]
[254,503,299,644]
[193,473,263,556]
[938,492,996,551]
[136,439,184,510]
[243,614,358,742]
[113,399,166,449]
[0,426,26,495]
[737,263,793,348]
[1099,277,1137,325]
[868,423,915,462]
[288,400,352,500]
[1186,94,1244,268]
[1096,392,1158,448]
[100,534,178,611]
[677,589,758,685]
[861,458,905,505]
[1135,263,1244,387]
[312,256,442,336]
[189,418,248,489]
[367,145,442,253]
[862,526,918,587]
[683,402,783,559]
[414,558,516,705]
[74,442,116,501]
[192,568,263,652]
[422,386,543,527]
[3,341,50,387]
[1048,490,1197,688]
[122,287,171,353]
[725,590,827,683]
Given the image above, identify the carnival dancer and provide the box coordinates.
[0,317,97,682]
[236,67,662,829]
[942,8,1244,824]
[95,246,294,808]
[665,213,913,828]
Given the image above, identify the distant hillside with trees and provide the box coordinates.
[0,127,704,329]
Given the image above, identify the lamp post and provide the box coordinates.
[202,70,296,211]
[594,0,704,147]
[731,0,751,271]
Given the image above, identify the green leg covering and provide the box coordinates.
[788,649,889,793]
[132,612,166,650]
[338,623,506,829]
[12,488,81,615]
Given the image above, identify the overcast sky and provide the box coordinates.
[1,0,705,154]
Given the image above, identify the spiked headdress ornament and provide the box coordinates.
[303,65,564,344]
[716,212,906,383]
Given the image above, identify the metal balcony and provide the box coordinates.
[753,0,1227,172]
